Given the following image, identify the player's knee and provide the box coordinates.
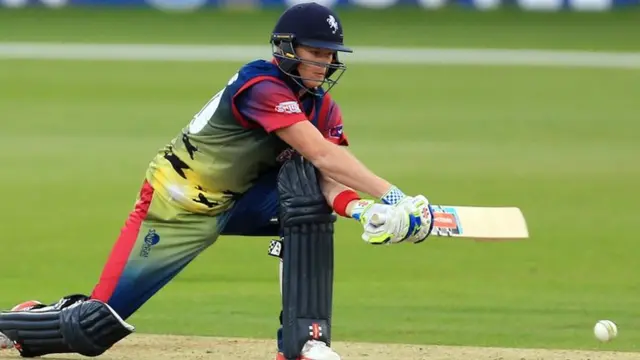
[277,154,335,226]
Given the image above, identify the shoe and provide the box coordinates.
[1,300,45,350]
[0,332,12,350]
[275,340,341,360]
[11,300,44,312]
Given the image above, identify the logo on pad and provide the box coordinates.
[309,323,323,339]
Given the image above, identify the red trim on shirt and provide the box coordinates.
[231,75,290,129]
[317,93,332,139]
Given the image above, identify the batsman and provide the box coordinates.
[0,3,435,360]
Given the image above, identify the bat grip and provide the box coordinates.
[370,213,385,226]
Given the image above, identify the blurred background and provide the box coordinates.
[0,0,639,12]
[1,0,640,354]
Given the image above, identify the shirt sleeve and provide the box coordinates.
[235,79,308,133]
[323,100,349,146]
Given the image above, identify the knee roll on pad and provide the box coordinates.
[0,298,134,358]
[278,154,337,360]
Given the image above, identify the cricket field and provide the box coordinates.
[0,8,639,360]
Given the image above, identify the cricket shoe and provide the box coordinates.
[275,340,341,360]
[0,332,12,350]
[1,300,45,350]
[11,300,45,312]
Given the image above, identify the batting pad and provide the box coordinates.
[0,298,133,358]
[277,154,337,360]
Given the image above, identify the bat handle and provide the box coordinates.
[370,213,385,226]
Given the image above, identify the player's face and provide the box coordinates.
[296,46,334,88]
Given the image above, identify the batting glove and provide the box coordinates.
[380,186,434,244]
[350,199,416,245]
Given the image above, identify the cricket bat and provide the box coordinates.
[371,205,529,240]
[428,205,528,240]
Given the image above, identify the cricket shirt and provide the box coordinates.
[145,59,349,215]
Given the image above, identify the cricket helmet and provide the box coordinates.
[270,2,353,96]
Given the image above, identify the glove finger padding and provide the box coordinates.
[413,204,435,243]
[361,212,390,244]
[361,205,414,245]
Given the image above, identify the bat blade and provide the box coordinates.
[429,205,529,240]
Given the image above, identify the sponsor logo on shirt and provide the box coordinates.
[275,101,302,114]
[329,124,343,138]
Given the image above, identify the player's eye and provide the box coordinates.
[315,51,332,61]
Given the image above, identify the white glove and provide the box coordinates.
[349,199,416,245]
[380,186,435,244]
[394,195,434,243]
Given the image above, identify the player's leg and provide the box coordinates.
[276,155,338,360]
[0,180,222,358]
[218,167,280,237]
[220,158,339,360]
[90,181,223,320]
[217,168,293,356]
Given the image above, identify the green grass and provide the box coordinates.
[1,58,639,353]
[1,8,640,50]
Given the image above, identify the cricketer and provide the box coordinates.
[0,3,435,360]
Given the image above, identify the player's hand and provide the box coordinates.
[349,200,416,245]
[395,195,435,244]
[380,186,435,244]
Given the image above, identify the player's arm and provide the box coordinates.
[288,101,428,244]
[284,126,428,241]
[313,99,380,219]
[318,170,420,245]
[235,79,399,201]
[318,173,360,216]
[275,121,396,199]
[308,98,435,244]
[235,79,432,244]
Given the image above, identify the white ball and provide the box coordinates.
[594,320,618,342]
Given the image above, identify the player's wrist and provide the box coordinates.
[346,198,375,221]
[332,190,361,218]
[380,185,406,205]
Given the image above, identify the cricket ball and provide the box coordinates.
[594,320,618,342]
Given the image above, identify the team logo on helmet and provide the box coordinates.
[326,15,339,34]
